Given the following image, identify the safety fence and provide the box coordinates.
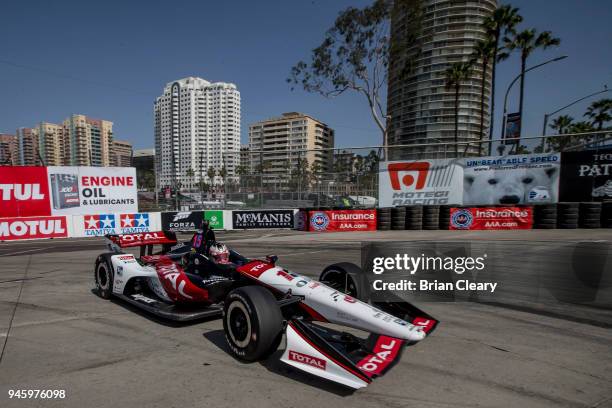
[2,202,610,242]
[146,131,612,211]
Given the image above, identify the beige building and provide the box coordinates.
[15,114,115,167]
[0,133,18,165]
[248,112,334,183]
[37,122,66,166]
[16,127,39,165]
[111,140,133,167]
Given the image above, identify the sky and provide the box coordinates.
[1,0,611,150]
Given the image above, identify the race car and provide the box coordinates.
[94,231,438,389]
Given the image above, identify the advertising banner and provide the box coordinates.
[504,112,521,145]
[379,159,463,207]
[204,210,224,229]
[80,212,152,237]
[449,207,533,230]
[0,166,138,218]
[47,166,138,215]
[0,216,69,241]
[559,147,612,201]
[462,153,560,205]
[161,211,204,232]
[232,209,294,229]
[309,209,376,232]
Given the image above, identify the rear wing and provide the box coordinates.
[105,231,178,256]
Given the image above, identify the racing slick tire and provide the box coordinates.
[94,254,114,299]
[223,286,283,362]
[319,262,368,302]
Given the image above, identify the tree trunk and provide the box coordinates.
[455,84,459,157]
[479,59,488,156]
[518,53,526,141]
[488,30,500,155]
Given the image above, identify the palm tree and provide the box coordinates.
[483,5,523,144]
[584,98,612,130]
[471,38,497,155]
[547,114,573,152]
[207,166,216,188]
[445,61,472,157]
[504,29,560,138]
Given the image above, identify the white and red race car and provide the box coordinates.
[94,231,438,389]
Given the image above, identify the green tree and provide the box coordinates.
[503,29,560,138]
[546,114,574,152]
[444,61,472,157]
[207,166,216,187]
[584,98,612,130]
[483,5,523,142]
[288,0,422,152]
[471,38,497,154]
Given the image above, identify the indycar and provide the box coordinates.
[94,231,438,389]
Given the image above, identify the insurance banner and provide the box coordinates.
[378,159,463,207]
[0,166,138,218]
[308,209,376,232]
[559,147,612,202]
[449,207,533,230]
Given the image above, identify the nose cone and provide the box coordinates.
[405,325,426,342]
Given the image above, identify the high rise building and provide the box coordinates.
[63,114,114,166]
[0,133,18,165]
[154,77,241,190]
[14,115,115,167]
[133,148,155,173]
[387,0,497,158]
[37,122,66,166]
[111,140,133,167]
[16,127,39,165]
[248,112,334,183]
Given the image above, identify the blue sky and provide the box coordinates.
[1,0,611,150]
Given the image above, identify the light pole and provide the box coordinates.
[540,85,609,151]
[497,55,568,154]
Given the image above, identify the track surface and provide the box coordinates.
[0,230,611,408]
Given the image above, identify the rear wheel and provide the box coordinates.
[319,262,368,302]
[95,255,114,299]
[223,286,283,362]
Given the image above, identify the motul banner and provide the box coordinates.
[0,216,68,241]
[0,166,138,218]
[449,207,533,230]
[308,209,376,232]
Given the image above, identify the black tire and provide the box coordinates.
[94,254,114,299]
[391,225,406,230]
[534,224,556,229]
[223,286,283,362]
[319,262,368,302]
[558,223,578,229]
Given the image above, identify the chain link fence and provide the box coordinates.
[139,131,611,212]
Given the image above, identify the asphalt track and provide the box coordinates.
[0,230,611,408]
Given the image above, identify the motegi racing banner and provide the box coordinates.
[232,209,294,229]
[308,209,376,232]
[0,165,138,217]
[449,207,533,230]
[559,147,612,201]
[463,153,560,205]
[161,211,204,232]
[379,159,463,207]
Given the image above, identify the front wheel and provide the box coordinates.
[319,262,369,302]
[95,255,114,299]
[223,286,283,362]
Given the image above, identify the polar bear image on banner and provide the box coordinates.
[462,153,561,205]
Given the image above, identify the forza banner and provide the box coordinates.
[309,209,376,232]
[232,210,294,229]
[559,147,612,201]
[0,166,138,217]
[462,154,560,205]
[449,207,533,230]
[0,216,68,241]
[161,211,204,232]
[379,159,463,207]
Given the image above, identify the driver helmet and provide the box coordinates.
[209,242,230,264]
